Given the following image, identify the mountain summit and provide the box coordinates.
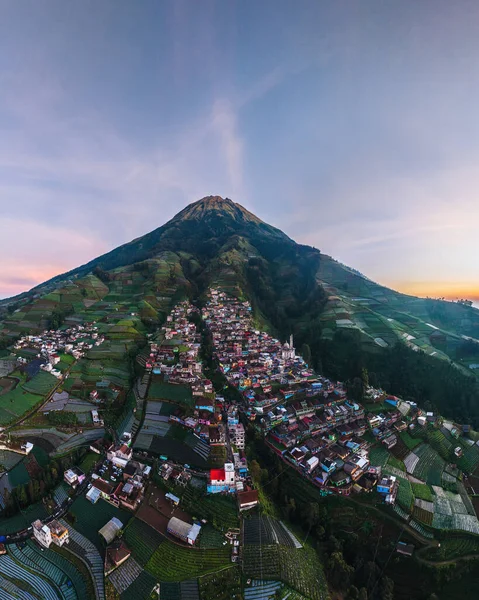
[171,196,264,226]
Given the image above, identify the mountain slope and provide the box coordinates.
[2,195,479,423]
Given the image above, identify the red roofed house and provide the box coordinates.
[207,463,235,494]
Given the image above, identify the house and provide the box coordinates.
[99,518,123,544]
[237,490,259,512]
[105,539,131,575]
[91,477,114,500]
[207,463,235,493]
[229,423,246,449]
[48,520,69,547]
[165,492,180,506]
[396,542,414,557]
[209,425,226,446]
[91,410,104,427]
[64,467,85,488]
[382,434,397,449]
[114,482,143,511]
[86,486,101,504]
[32,519,68,549]
[305,456,319,473]
[377,476,398,504]
[32,520,52,548]
[167,517,201,545]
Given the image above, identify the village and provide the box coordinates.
[0,287,478,600]
[10,323,105,379]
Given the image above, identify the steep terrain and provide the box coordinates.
[2,195,479,423]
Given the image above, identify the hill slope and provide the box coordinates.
[2,195,479,423]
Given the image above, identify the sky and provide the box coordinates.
[1,0,479,302]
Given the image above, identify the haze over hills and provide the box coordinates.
[2,195,479,424]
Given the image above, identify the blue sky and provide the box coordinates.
[1,0,479,300]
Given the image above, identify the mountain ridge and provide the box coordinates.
[3,195,479,425]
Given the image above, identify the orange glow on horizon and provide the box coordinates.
[387,280,479,302]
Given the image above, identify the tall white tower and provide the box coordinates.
[224,463,235,486]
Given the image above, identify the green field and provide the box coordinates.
[421,536,479,561]
[243,544,328,600]
[123,518,164,566]
[23,371,58,395]
[198,566,241,600]
[79,451,99,473]
[146,540,231,581]
[400,430,422,450]
[412,482,434,502]
[369,445,390,468]
[0,373,44,423]
[181,487,239,531]
[148,380,193,408]
[70,496,132,550]
[8,460,30,487]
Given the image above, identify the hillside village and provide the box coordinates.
[0,285,479,599]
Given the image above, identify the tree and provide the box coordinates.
[16,485,27,508]
[358,588,368,600]
[250,460,262,483]
[378,576,394,600]
[301,343,312,365]
[347,586,359,600]
[328,551,354,591]
[304,502,320,529]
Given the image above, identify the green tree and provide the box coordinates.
[301,343,312,365]
[328,551,354,591]
[378,576,394,600]
[358,588,368,600]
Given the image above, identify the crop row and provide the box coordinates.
[145,541,230,582]
[123,518,164,566]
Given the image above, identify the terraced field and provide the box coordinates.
[124,518,164,566]
[145,541,230,581]
[368,445,389,468]
[198,566,241,600]
[412,444,445,485]
[180,488,239,531]
[421,536,479,561]
[242,545,328,600]
[148,381,193,408]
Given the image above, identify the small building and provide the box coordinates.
[64,467,85,488]
[165,492,180,506]
[167,517,201,545]
[454,446,463,458]
[86,486,101,504]
[305,456,319,473]
[396,542,414,557]
[105,539,131,575]
[48,520,69,547]
[237,490,259,512]
[99,518,123,544]
[32,519,52,549]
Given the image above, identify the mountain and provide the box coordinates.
[2,195,479,423]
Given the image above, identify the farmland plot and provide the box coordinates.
[431,488,479,533]
[124,518,164,566]
[412,445,445,485]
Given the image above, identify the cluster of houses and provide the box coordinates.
[13,323,104,379]
[64,433,151,512]
[202,289,381,496]
[146,301,202,383]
